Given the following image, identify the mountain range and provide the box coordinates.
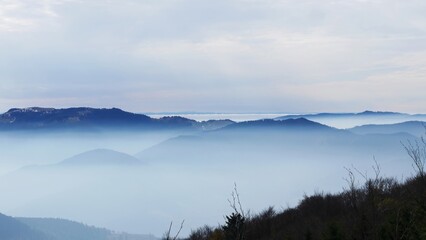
[276,111,426,128]
[0,107,234,131]
[348,121,426,137]
[1,116,419,235]
[135,117,414,166]
[2,108,426,131]
[1,107,426,236]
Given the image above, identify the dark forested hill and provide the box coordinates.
[188,173,426,240]
[0,107,234,131]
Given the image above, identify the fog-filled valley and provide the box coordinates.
[4,0,426,238]
[0,108,424,238]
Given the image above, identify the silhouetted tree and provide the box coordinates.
[223,183,246,240]
[223,212,245,240]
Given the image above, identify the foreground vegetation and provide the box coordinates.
[188,173,425,240]
[186,139,426,240]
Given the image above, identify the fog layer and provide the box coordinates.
[0,118,419,236]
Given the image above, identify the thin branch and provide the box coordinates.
[172,220,185,240]
[165,222,173,240]
[354,167,368,182]
[372,157,381,182]
[164,220,185,240]
[228,182,246,218]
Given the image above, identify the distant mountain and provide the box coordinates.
[0,107,153,129]
[58,149,141,166]
[0,117,418,237]
[193,119,235,131]
[276,111,406,120]
[13,149,142,172]
[0,212,158,240]
[17,217,158,240]
[222,118,336,132]
[0,107,234,132]
[136,117,413,166]
[0,213,52,240]
[275,111,426,129]
[349,121,426,137]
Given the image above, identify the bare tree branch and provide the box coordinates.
[163,220,185,240]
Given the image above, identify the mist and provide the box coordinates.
[0,130,183,174]
[1,0,425,238]
[0,119,418,237]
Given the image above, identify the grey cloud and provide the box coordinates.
[1,0,426,112]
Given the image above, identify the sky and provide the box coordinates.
[1,0,426,113]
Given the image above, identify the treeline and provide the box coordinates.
[188,172,425,240]
[185,133,426,240]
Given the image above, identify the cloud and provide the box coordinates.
[0,0,66,32]
[1,0,426,112]
[268,50,426,112]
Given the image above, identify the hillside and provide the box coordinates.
[0,212,158,240]
[349,121,426,137]
[0,107,234,132]
[58,149,141,166]
[189,173,426,240]
[0,213,53,240]
[0,117,420,236]
[17,218,158,240]
[136,118,412,167]
[221,118,335,131]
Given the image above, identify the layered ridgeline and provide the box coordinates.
[136,118,416,167]
[1,108,425,236]
[1,117,422,235]
[1,108,425,131]
[276,111,426,129]
[0,107,234,131]
[349,121,426,137]
[0,212,157,240]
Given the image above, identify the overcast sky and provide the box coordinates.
[1,0,426,113]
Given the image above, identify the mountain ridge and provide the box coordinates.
[349,120,426,137]
[0,212,158,240]
[276,110,409,120]
[0,107,234,131]
[58,149,142,166]
[275,111,426,129]
[0,213,52,240]
[221,117,336,131]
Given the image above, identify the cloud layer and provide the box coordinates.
[1,0,426,113]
